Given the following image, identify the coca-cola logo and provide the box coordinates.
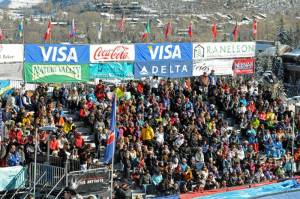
[93,46,130,60]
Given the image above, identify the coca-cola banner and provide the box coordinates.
[233,58,255,75]
[90,44,135,62]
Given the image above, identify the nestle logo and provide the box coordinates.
[193,44,204,59]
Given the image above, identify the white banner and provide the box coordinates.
[0,44,24,63]
[90,44,135,62]
[0,63,23,80]
[193,42,256,59]
[193,59,234,76]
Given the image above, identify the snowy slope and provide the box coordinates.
[0,0,45,9]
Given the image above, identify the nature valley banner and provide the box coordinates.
[24,63,89,83]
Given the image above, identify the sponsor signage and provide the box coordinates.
[0,44,24,63]
[135,43,192,62]
[0,63,23,80]
[233,58,255,75]
[89,62,134,80]
[90,44,134,62]
[193,42,256,59]
[25,44,89,64]
[24,63,89,83]
[134,61,193,78]
[0,166,27,191]
[193,59,234,76]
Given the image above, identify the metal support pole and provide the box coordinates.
[33,128,38,197]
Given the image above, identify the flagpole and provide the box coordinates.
[22,18,25,45]
[110,95,117,199]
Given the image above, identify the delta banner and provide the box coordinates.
[0,44,24,63]
[0,63,23,80]
[89,62,134,80]
[90,44,135,62]
[193,42,256,59]
[135,60,193,78]
[233,58,255,75]
[25,44,89,64]
[193,59,234,76]
[24,63,89,83]
[134,43,193,78]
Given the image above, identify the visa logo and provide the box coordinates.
[148,45,181,60]
[39,46,78,62]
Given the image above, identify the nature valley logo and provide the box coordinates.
[31,64,81,80]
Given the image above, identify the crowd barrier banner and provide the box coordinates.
[193,59,234,76]
[89,62,134,80]
[134,60,193,78]
[90,44,135,62]
[196,180,300,199]
[0,80,11,95]
[0,166,27,191]
[193,42,256,59]
[0,44,24,63]
[24,63,89,83]
[135,43,192,62]
[233,58,256,75]
[0,63,23,80]
[25,44,89,64]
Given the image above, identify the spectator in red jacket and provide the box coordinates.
[74,132,85,149]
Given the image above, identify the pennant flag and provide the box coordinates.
[253,19,257,40]
[103,94,117,163]
[117,14,125,32]
[0,27,5,41]
[141,19,151,41]
[97,24,103,41]
[18,19,24,38]
[212,22,217,40]
[232,22,239,41]
[68,18,76,38]
[44,20,52,41]
[188,22,193,38]
[164,21,172,39]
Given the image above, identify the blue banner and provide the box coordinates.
[135,43,192,62]
[89,62,134,80]
[25,44,89,64]
[134,61,192,78]
[0,80,11,95]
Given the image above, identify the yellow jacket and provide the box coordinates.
[141,126,154,141]
[63,122,74,134]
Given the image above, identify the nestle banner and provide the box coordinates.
[90,44,134,62]
[24,63,89,83]
[0,44,24,63]
[25,44,89,64]
[89,62,134,80]
[193,42,256,59]
[193,59,234,76]
[134,60,193,78]
[135,43,192,62]
[233,58,255,75]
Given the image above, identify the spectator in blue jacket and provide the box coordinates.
[7,145,21,166]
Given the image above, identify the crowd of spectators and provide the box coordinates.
[1,70,300,197]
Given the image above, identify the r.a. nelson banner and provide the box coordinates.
[24,63,89,83]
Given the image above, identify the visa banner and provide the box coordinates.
[233,58,255,75]
[25,44,89,64]
[89,62,134,80]
[135,43,192,62]
[134,61,193,78]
